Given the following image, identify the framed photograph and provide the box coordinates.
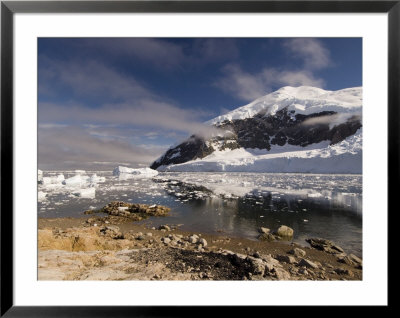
[1,0,396,315]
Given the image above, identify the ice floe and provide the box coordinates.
[113,166,158,178]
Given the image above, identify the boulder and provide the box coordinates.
[99,225,124,239]
[263,255,281,267]
[162,237,171,244]
[273,268,291,280]
[305,238,344,254]
[189,235,199,244]
[158,225,171,231]
[334,268,354,277]
[258,233,276,242]
[275,255,296,264]
[246,256,265,276]
[298,258,318,269]
[198,238,207,247]
[273,225,294,239]
[288,248,306,257]
[337,255,354,266]
[348,254,362,265]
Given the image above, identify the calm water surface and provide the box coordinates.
[38,171,362,255]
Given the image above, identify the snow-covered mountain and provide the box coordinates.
[151,86,362,174]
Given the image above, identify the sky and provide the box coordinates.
[38,37,362,170]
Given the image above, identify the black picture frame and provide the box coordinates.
[1,0,396,316]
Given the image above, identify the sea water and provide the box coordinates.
[38,171,362,255]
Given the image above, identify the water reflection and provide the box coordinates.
[38,171,362,254]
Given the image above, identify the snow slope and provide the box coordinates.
[159,128,362,174]
[155,86,362,174]
[207,86,362,125]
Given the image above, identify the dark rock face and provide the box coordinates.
[151,107,362,170]
[150,136,214,170]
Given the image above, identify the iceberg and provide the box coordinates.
[112,166,158,178]
[63,175,86,186]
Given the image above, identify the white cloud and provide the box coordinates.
[215,64,325,101]
[39,57,153,101]
[215,38,332,102]
[39,56,219,136]
[283,38,332,70]
[191,38,239,62]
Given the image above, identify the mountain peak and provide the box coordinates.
[151,85,362,172]
[207,86,362,126]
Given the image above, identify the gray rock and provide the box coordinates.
[348,254,362,265]
[99,225,124,239]
[305,238,344,254]
[246,256,266,276]
[288,248,306,257]
[273,268,291,280]
[263,255,281,267]
[158,225,171,231]
[334,268,354,277]
[298,258,318,269]
[258,233,276,242]
[275,255,296,264]
[337,255,354,266]
[265,262,275,273]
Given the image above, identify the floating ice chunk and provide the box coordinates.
[89,174,106,183]
[308,193,323,198]
[112,166,158,178]
[63,175,86,186]
[38,191,47,201]
[38,170,43,182]
[56,174,65,182]
[41,174,64,185]
[75,170,86,175]
[72,187,96,198]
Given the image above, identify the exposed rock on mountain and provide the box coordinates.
[151,86,362,173]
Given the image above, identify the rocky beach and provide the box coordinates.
[38,201,362,281]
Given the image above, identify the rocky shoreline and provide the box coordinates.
[38,202,362,281]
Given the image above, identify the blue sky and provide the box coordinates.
[38,38,362,170]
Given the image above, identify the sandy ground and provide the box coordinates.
[38,216,362,281]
